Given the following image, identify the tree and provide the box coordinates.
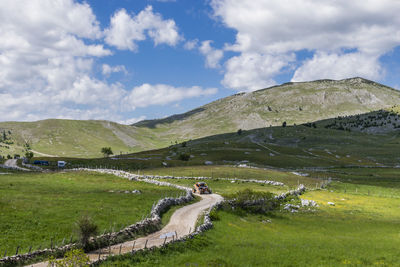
[76,215,98,251]
[101,147,113,157]
[25,151,34,162]
[178,153,190,161]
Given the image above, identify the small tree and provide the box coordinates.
[76,215,98,251]
[178,153,190,161]
[25,151,34,162]
[101,147,113,157]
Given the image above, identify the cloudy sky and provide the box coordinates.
[1,0,400,123]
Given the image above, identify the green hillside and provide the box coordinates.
[134,77,400,141]
[1,77,400,158]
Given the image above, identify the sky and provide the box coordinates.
[1,0,400,123]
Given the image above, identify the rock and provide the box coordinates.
[132,190,141,194]
[244,152,251,154]
[204,161,213,165]
[301,199,318,207]
[200,153,207,156]
[269,153,275,156]
[327,202,335,206]
[162,162,168,166]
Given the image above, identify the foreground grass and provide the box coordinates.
[101,183,400,266]
[0,171,182,256]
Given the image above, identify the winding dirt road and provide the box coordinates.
[4,159,30,171]
[28,193,223,267]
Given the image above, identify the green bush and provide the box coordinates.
[178,153,190,161]
[224,189,282,214]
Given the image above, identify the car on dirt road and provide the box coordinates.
[192,182,212,194]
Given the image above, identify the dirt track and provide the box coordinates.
[28,193,223,266]
[4,159,30,171]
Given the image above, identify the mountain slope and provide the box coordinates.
[134,77,400,140]
[1,77,400,158]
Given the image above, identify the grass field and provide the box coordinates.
[0,171,182,256]
[101,181,400,266]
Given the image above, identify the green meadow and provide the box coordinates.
[101,180,400,266]
[0,171,182,256]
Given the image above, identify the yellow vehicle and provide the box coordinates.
[192,182,212,194]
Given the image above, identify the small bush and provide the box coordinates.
[75,215,98,251]
[178,153,190,161]
[209,210,220,221]
[48,249,90,267]
[224,189,282,214]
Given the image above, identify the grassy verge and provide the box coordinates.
[0,171,182,256]
[99,182,400,266]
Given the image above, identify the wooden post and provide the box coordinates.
[119,244,122,255]
[144,239,148,249]
[28,246,32,253]
[50,238,53,250]
[15,245,19,255]
[175,231,178,239]
[69,235,73,243]
[131,241,136,254]
[188,227,191,234]
[163,236,167,246]
[4,249,7,257]
[98,249,101,261]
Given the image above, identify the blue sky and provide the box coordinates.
[1,0,400,123]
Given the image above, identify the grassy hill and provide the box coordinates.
[1,77,400,158]
[134,77,400,141]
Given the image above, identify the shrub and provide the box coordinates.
[75,215,98,251]
[237,129,243,135]
[48,249,90,267]
[282,121,287,127]
[209,210,220,221]
[178,153,190,161]
[224,189,282,214]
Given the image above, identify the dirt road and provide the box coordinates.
[3,159,30,171]
[28,193,223,266]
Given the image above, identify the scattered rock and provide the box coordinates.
[132,190,141,194]
[301,199,318,207]
[204,161,213,165]
[162,162,168,166]
[269,153,275,157]
[327,202,335,206]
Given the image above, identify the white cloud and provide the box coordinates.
[223,53,295,91]
[119,116,146,125]
[292,52,383,82]
[184,39,198,50]
[211,0,400,90]
[199,40,224,69]
[102,64,128,76]
[105,6,181,51]
[124,84,218,108]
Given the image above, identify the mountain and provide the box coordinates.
[1,77,399,158]
[134,77,400,139]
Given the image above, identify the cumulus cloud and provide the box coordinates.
[199,40,224,69]
[102,64,128,76]
[184,39,199,50]
[223,53,295,91]
[124,84,218,108]
[105,6,182,51]
[292,52,383,82]
[211,0,400,90]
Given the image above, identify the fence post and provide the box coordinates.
[175,231,178,239]
[144,239,148,249]
[163,236,167,246]
[28,246,32,253]
[119,244,122,255]
[15,245,19,255]
[131,241,135,254]
[4,249,7,257]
